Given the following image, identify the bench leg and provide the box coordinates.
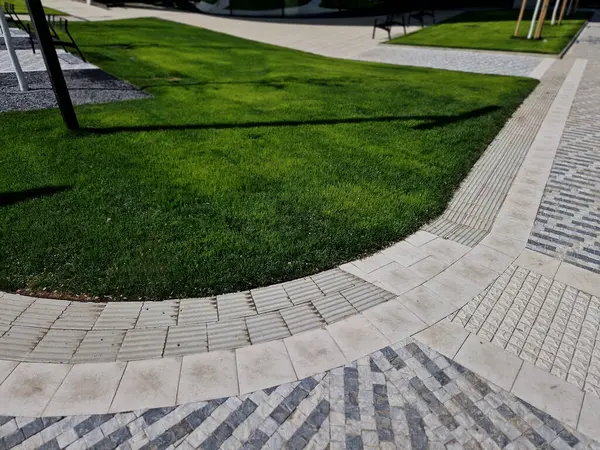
[66,28,86,61]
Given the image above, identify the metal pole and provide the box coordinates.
[0,5,28,91]
[25,0,79,129]
[527,0,543,39]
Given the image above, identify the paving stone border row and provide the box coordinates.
[0,269,397,363]
[1,338,598,450]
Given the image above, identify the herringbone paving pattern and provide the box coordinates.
[527,60,600,273]
[0,339,597,450]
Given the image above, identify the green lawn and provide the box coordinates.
[0,18,537,300]
[10,0,65,15]
[389,9,591,54]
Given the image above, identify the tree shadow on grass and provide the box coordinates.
[0,186,72,207]
[83,105,501,135]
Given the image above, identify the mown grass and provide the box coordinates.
[0,18,537,300]
[389,9,591,54]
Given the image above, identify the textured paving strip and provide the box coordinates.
[1,338,597,450]
[355,45,547,77]
[451,264,600,398]
[423,58,571,247]
[0,270,395,363]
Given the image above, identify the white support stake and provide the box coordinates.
[551,0,561,24]
[566,0,574,15]
[528,0,543,38]
[0,5,28,91]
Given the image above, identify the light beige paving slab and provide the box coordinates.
[44,362,126,416]
[0,363,71,416]
[362,298,426,343]
[178,350,238,404]
[423,271,484,308]
[490,216,532,243]
[327,314,389,362]
[419,238,470,263]
[406,256,451,280]
[578,393,600,442]
[352,253,393,274]
[368,262,424,296]
[447,257,500,288]
[381,241,429,268]
[514,249,561,278]
[479,233,526,258]
[397,286,456,325]
[109,358,181,413]
[405,230,437,248]
[455,334,523,392]
[0,359,18,384]
[511,361,584,429]
[413,319,470,359]
[555,262,600,297]
[338,262,375,283]
[462,245,515,273]
[284,328,346,379]
[236,340,297,393]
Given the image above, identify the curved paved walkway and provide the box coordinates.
[2,3,600,448]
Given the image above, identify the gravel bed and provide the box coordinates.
[0,68,151,112]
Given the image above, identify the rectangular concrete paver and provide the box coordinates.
[236,340,296,394]
[284,328,346,379]
[0,363,71,416]
[362,299,426,343]
[455,334,523,392]
[327,315,389,362]
[512,361,584,429]
[178,350,238,404]
[44,362,126,416]
[109,358,181,413]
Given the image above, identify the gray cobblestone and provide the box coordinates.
[528,20,600,272]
